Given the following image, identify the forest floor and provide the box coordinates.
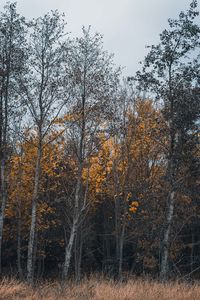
[0,277,200,300]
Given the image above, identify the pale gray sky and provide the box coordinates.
[0,0,196,76]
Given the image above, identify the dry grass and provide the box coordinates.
[0,277,200,300]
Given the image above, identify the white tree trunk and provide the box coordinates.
[160,190,175,281]
[63,172,81,280]
[63,217,78,280]
[27,146,42,283]
[75,228,83,283]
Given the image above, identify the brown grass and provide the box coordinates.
[0,277,199,300]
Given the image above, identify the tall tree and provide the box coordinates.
[18,11,67,283]
[62,27,120,280]
[136,0,200,281]
[0,2,26,274]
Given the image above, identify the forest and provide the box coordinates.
[0,0,200,287]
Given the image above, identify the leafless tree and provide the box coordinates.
[0,2,26,274]
[18,11,67,283]
[61,27,120,280]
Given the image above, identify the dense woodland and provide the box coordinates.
[0,0,200,284]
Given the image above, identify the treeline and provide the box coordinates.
[0,1,200,283]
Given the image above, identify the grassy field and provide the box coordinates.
[0,278,200,300]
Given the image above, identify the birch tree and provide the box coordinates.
[18,11,67,283]
[62,27,120,280]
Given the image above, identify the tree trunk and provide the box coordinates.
[160,65,175,282]
[63,142,83,281]
[160,190,175,282]
[118,219,125,280]
[17,203,23,279]
[27,145,42,283]
[0,158,7,274]
[63,217,78,280]
[62,74,86,281]
[75,229,83,283]
[113,155,121,277]
[115,195,120,274]
[190,232,194,273]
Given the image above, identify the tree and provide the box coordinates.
[136,0,200,281]
[0,2,26,274]
[108,91,165,279]
[18,11,67,283]
[61,27,120,280]
[6,129,63,279]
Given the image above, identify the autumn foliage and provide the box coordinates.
[0,1,200,284]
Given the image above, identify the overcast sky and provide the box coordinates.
[0,0,196,76]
